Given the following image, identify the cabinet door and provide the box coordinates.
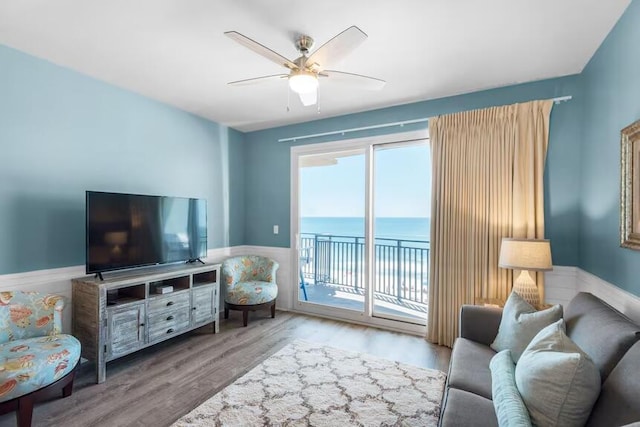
[107,303,145,360]
[192,286,215,325]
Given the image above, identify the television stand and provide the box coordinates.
[72,263,221,383]
[94,272,104,281]
[186,258,205,265]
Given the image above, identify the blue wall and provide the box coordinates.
[579,1,640,296]
[0,45,245,274]
[244,76,583,266]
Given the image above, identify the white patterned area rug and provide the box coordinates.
[173,340,447,427]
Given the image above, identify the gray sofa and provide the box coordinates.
[439,292,640,426]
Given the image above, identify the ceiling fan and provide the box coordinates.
[224,26,386,107]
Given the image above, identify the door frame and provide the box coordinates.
[290,129,429,335]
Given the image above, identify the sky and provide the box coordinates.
[300,143,431,218]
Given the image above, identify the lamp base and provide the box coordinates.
[513,270,540,308]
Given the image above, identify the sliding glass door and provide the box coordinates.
[292,131,430,330]
[372,143,430,324]
[297,149,366,313]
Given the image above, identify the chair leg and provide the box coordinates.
[242,309,249,327]
[16,396,33,427]
[299,270,308,301]
[271,301,276,318]
[224,304,229,319]
[62,379,74,398]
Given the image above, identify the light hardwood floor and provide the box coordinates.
[0,311,451,427]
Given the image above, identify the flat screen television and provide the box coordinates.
[86,191,207,275]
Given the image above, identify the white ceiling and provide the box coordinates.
[0,1,630,132]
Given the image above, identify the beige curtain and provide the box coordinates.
[426,100,552,347]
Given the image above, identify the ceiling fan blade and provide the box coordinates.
[225,31,298,70]
[228,74,288,86]
[298,90,318,106]
[321,70,386,90]
[305,26,367,70]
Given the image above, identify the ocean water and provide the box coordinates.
[299,217,431,302]
[301,217,430,242]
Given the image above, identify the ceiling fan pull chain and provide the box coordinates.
[317,86,321,114]
[287,85,291,112]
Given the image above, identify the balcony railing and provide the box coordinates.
[300,233,430,306]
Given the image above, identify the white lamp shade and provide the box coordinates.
[498,238,552,271]
[289,71,318,94]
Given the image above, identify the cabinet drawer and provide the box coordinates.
[148,309,190,342]
[147,291,190,315]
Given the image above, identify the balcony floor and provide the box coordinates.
[298,282,427,323]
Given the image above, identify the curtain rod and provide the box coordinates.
[277,95,572,143]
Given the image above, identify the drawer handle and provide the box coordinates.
[167,328,174,334]
[166,315,174,321]
[140,323,145,327]
[192,307,197,311]
[166,301,174,307]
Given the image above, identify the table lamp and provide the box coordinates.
[498,238,552,307]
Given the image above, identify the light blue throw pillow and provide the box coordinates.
[489,350,532,427]
[515,319,601,427]
[490,291,563,362]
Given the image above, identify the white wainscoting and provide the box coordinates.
[0,247,235,334]
[0,246,293,334]
[0,265,83,334]
[545,266,640,324]
[227,246,294,310]
[544,266,579,308]
[575,268,640,324]
[2,247,640,334]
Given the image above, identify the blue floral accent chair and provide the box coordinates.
[222,255,279,327]
[0,291,81,427]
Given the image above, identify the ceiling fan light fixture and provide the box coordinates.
[289,70,318,94]
[226,26,384,109]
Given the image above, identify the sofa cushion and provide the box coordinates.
[0,334,80,403]
[225,281,278,305]
[460,304,503,345]
[448,337,495,400]
[587,341,640,427]
[489,350,531,427]
[565,292,640,381]
[515,320,601,427]
[439,388,498,427]
[491,291,563,362]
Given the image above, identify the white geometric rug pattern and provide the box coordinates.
[173,340,447,427]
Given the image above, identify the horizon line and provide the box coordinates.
[301,216,430,219]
